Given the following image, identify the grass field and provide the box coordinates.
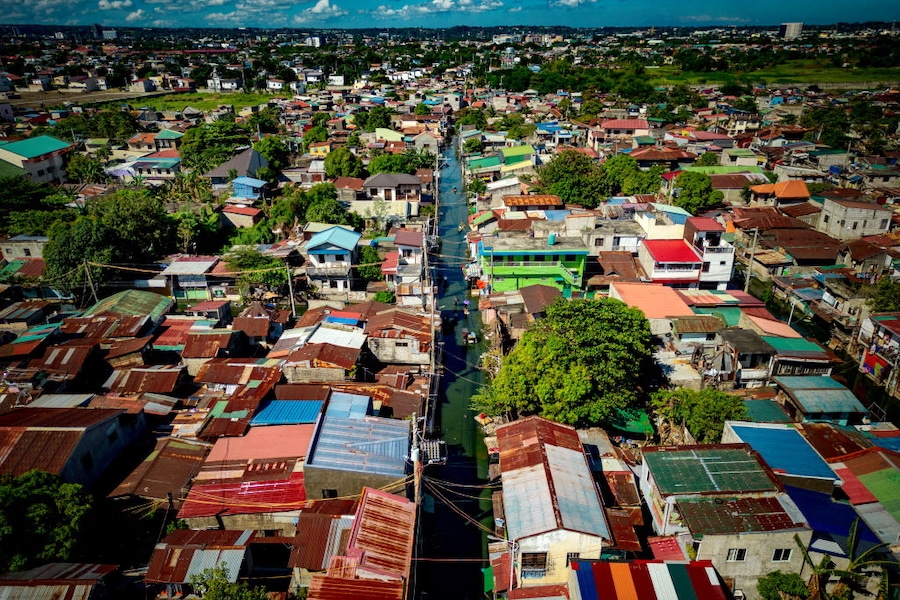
[648,61,900,87]
[113,91,279,112]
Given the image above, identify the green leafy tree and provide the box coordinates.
[374,290,395,303]
[224,246,287,298]
[253,135,288,171]
[672,171,724,215]
[621,165,665,196]
[357,245,383,281]
[0,176,57,227]
[600,154,641,194]
[302,125,328,153]
[368,153,412,175]
[324,146,364,179]
[535,149,606,207]
[867,277,900,313]
[456,108,487,130]
[697,152,720,167]
[463,137,483,154]
[473,298,653,426]
[180,120,251,172]
[414,103,431,115]
[189,565,268,600]
[246,106,281,134]
[66,154,110,184]
[164,171,214,206]
[651,388,747,444]
[353,105,394,132]
[0,471,92,572]
[757,571,809,600]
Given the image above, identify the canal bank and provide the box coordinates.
[415,142,493,600]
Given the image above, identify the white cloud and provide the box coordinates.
[508,5,521,10]
[124,7,145,20]
[27,0,78,15]
[679,14,752,23]
[98,0,132,9]
[550,0,594,6]
[293,0,347,23]
[205,10,241,23]
[371,0,501,18]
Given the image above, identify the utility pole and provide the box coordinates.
[411,412,421,508]
[743,227,759,293]
[83,261,99,305]
[286,263,296,318]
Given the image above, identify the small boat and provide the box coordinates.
[461,328,478,345]
[458,222,466,232]
[452,186,457,193]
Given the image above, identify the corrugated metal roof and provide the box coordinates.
[290,513,354,570]
[109,437,210,505]
[146,530,253,583]
[678,494,807,535]
[790,389,866,415]
[726,423,837,481]
[0,563,117,599]
[773,376,846,390]
[207,424,315,463]
[570,559,729,600]
[307,574,403,600]
[82,290,173,323]
[796,423,872,460]
[160,258,218,276]
[643,445,780,496]
[306,416,409,477]
[325,392,372,420]
[347,487,415,580]
[251,400,324,426]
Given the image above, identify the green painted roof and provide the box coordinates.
[858,469,900,522]
[0,159,26,178]
[0,260,26,281]
[82,289,174,323]
[743,399,791,423]
[503,153,531,166]
[644,446,779,496]
[761,336,823,352]
[467,155,502,171]
[501,144,535,158]
[725,148,757,157]
[692,306,742,327]
[0,135,72,159]
[155,129,184,139]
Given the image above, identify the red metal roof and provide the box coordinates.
[307,575,403,600]
[146,529,255,583]
[0,429,83,476]
[109,437,210,505]
[106,365,184,394]
[178,469,306,518]
[647,536,686,561]
[642,239,701,263]
[182,331,237,359]
[496,416,582,472]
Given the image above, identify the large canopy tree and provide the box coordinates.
[651,387,747,444]
[534,148,607,208]
[0,470,93,572]
[473,298,653,426]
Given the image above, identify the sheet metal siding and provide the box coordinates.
[0,585,94,599]
[544,445,609,539]
[325,392,371,420]
[349,489,415,580]
[251,400,324,425]
[186,548,245,582]
[792,389,866,414]
[307,417,409,477]
[728,424,837,480]
[647,562,678,600]
[504,465,556,541]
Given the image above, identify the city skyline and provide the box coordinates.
[3,0,900,32]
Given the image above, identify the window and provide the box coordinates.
[772,548,792,562]
[566,552,580,566]
[823,215,830,223]
[322,489,338,499]
[881,219,889,229]
[81,452,94,471]
[520,552,548,579]
[852,222,858,231]
[702,262,710,273]
[23,248,31,257]
[727,548,747,562]
[594,238,605,247]
[720,260,727,265]
[395,342,409,347]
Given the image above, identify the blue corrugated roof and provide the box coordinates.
[785,485,881,556]
[774,376,846,390]
[306,226,362,252]
[307,415,409,476]
[232,176,267,187]
[729,423,838,481]
[791,389,866,415]
[325,391,372,420]
[251,400,323,425]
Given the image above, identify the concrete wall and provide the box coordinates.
[282,365,346,384]
[516,530,605,588]
[368,337,429,365]
[303,464,402,500]
[696,529,812,600]
[184,510,301,535]
[61,412,146,489]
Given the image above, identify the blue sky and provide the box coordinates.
[5,0,900,30]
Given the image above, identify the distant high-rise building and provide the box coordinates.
[102,29,117,40]
[779,22,803,39]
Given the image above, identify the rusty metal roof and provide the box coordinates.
[678,495,807,535]
[796,422,873,461]
[346,487,415,581]
[0,406,123,429]
[0,563,118,594]
[286,343,361,371]
[275,383,332,401]
[182,330,239,359]
[109,437,210,506]
[289,512,354,570]
[194,358,283,385]
[0,429,82,476]
[104,365,184,394]
[28,343,95,377]
[496,416,583,472]
[232,316,270,338]
[365,309,432,344]
[307,575,403,600]
[61,314,151,339]
[145,529,255,584]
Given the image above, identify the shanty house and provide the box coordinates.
[302,227,362,297]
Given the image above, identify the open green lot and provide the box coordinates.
[107,91,281,112]
[648,61,900,87]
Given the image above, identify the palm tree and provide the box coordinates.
[795,519,896,600]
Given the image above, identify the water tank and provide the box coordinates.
[548,233,556,246]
